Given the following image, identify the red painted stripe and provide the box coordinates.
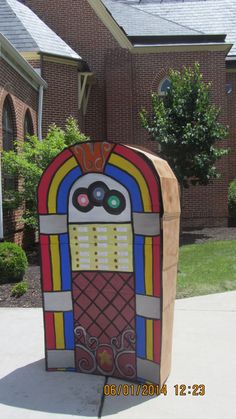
[114,145,160,212]
[44,312,56,349]
[153,236,161,297]
[40,234,52,291]
[153,320,161,363]
[38,149,73,213]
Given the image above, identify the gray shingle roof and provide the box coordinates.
[0,33,47,89]
[102,0,202,36]
[0,0,81,60]
[121,0,236,55]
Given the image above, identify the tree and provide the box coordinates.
[140,64,229,191]
[2,117,88,229]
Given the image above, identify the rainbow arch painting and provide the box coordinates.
[38,141,180,385]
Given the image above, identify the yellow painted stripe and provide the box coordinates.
[145,237,153,296]
[54,312,65,349]
[146,319,153,361]
[48,156,77,213]
[109,154,151,212]
[50,235,61,291]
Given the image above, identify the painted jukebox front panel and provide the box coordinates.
[38,142,162,384]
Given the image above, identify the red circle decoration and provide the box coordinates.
[77,193,89,207]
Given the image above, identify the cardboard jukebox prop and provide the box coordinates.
[38,141,180,385]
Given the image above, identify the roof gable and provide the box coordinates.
[0,0,82,60]
[127,0,236,55]
[102,0,202,37]
[0,33,47,90]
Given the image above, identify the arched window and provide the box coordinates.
[158,78,171,96]
[2,96,16,191]
[3,96,14,151]
[24,109,34,139]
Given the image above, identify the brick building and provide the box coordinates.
[1,0,236,243]
[0,0,85,243]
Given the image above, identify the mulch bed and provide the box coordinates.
[1,227,236,308]
[0,247,42,308]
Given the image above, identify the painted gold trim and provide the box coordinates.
[87,0,132,50]
[21,52,40,60]
[43,55,79,66]
[0,35,47,90]
[78,72,95,114]
[131,43,233,54]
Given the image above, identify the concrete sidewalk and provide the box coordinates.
[0,291,235,419]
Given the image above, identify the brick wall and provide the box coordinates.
[105,48,229,226]
[0,57,38,245]
[226,72,236,183]
[41,59,79,135]
[24,0,230,227]
[24,0,119,140]
[131,50,229,227]
[105,49,133,144]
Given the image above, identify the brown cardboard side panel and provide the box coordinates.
[128,145,181,216]
[163,217,180,271]
[160,302,175,387]
[160,177,181,217]
[128,146,175,181]
[163,264,178,311]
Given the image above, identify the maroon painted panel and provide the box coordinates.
[72,271,136,379]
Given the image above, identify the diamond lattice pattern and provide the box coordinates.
[72,271,135,347]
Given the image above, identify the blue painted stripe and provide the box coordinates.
[59,233,71,291]
[57,166,82,213]
[105,164,143,212]
[134,235,145,294]
[136,316,146,358]
[64,311,74,350]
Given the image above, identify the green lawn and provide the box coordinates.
[177,240,236,298]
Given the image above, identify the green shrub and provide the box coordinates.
[2,117,89,229]
[11,281,28,298]
[0,242,28,284]
[228,180,236,225]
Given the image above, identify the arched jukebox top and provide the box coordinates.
[38,141,180,385]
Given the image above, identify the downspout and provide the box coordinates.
[0,151,3,241]
[38,85,44,140]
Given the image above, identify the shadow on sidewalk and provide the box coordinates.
[0,359,157,416]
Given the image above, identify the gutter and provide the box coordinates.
[128,34,227,46]
[38,85,44,140]
[0,34,47,238]
[225,56,236,69]
[41,51,82,62]
[131,42,233,55]
[0,34,47,90]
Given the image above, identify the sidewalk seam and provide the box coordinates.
[98,377,107,418]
